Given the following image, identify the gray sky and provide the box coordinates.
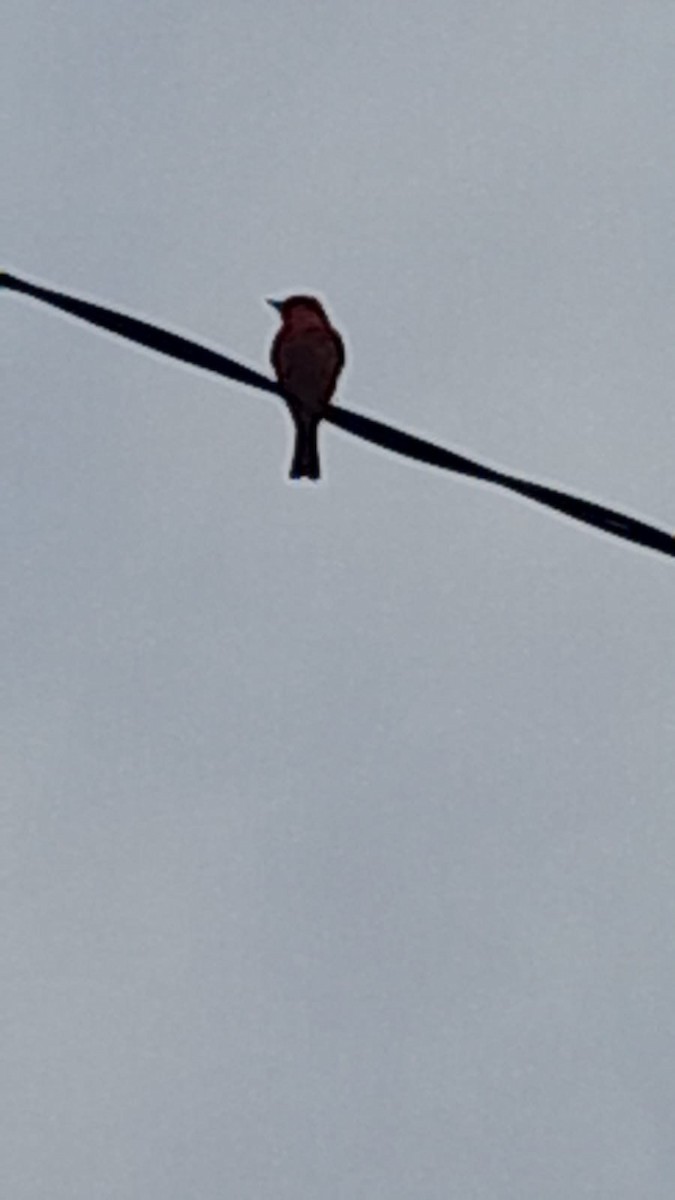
[4,2,675,1196]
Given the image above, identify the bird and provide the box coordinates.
[267,294,345,480]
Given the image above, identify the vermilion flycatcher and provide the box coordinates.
[267,295,345,480]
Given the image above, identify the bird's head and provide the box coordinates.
[266,294,330,329]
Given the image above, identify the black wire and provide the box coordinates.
[2,272,279,398]
[3,271,673,561]
[324,407,674,560]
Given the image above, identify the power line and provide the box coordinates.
[3,270,673,561]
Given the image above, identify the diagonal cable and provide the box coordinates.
[2,271,279,397]
[4,271,673,560]
[324,406,674,559]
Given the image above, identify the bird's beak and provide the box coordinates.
[266,298,283,312]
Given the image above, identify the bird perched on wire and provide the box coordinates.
[267,294,345,480]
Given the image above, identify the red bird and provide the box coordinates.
[267,295,345,480]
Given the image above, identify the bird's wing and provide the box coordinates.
[272,327,344,406]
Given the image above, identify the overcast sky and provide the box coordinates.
[4,2,675,1196]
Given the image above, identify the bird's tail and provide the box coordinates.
[289,415,321,481]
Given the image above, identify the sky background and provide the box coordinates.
[3,2,675,1196]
